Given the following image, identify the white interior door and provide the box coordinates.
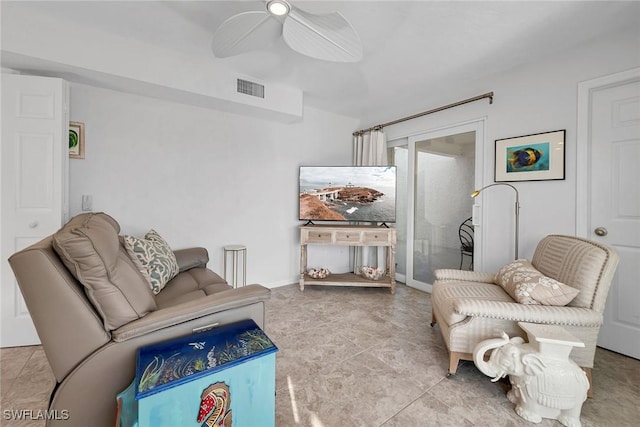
[578,68,640,359]
[1,73,69,347]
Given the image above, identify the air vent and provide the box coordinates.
[237,78,264,98]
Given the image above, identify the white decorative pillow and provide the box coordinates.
[494,259,580,306]
[124,229,179,295]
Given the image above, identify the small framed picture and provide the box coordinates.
[69,121,85,159]
[494,130,565,182]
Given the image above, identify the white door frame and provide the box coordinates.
[576,67,640,236]
[390,118,486,292]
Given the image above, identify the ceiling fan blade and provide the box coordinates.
[212,11,282,58]
[282,8,363,63]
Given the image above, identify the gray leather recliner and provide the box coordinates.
[8,212,271,427]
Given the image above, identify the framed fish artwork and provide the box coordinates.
[495,130,565,182]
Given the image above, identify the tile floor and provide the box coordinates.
[1,283,639,426]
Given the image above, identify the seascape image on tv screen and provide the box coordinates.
[299,166,396,222]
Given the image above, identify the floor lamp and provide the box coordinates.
[471,183,520,260]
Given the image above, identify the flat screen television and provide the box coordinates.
[299,166,396,223]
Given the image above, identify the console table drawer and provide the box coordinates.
[362,231,391,245]
[305,231,332,243]
[335,231,361,243]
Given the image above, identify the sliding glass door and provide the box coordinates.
[388,121,484,291]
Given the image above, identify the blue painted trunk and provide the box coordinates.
[117,319,278,427]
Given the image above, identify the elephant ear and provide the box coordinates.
[522,353,546,376]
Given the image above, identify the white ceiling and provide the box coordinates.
[4,1,639,125]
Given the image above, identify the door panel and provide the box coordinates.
[412,146,474,284]
[18,133,55,209]
[388,146,408,281]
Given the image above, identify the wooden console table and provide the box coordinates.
[299,225,397,294]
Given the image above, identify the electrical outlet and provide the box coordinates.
[82,195,93,211]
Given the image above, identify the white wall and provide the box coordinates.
[382,25,640,273]
[68,83,357,287]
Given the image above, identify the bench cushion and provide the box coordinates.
[432,280,513,325]
[155,268,230,309]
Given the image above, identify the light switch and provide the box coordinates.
[82,195,93,211]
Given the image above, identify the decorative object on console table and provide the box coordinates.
[299,225,396,293]
[494,129,565,182]
[360,266,385,280]
[307,267,331,279]
[473,322,589,427]
[116,319,278,427]
[223,244,246,288]
[69,121,85,159]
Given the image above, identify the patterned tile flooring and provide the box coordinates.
[1,283,639,426]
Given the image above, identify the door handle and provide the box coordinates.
[594,227,608,237]
[28,221,38,229]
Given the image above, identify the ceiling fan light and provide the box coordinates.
[267,0,290,16]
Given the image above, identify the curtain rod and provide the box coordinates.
[352,92,494,136]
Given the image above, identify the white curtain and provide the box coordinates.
[352,129,388,273]
[353,129,387,166]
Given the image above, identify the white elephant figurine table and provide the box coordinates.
[473,322,589,427]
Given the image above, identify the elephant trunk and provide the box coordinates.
[473,332,510,381]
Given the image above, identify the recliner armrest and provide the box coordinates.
[112,284,270,342]
[434,269,495,284]
[454,299,603,327]
[173,247,209,271]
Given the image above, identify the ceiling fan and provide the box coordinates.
[211,0,363,63]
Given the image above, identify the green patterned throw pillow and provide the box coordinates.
[124,229,179,295]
